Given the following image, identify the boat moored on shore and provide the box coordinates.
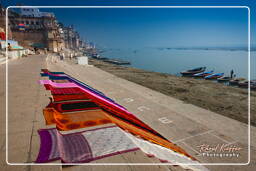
[217,76,231,82]
[229,78,246,86]
[104,59,131,65]
[204,73,224,80]
[180,67,206,76]
[238,80,256,89]
[193,70,214,78]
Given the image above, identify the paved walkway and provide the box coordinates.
[0,55,182,171]
[0,54,255,170]
[47,56,256,171]
[0,55,61,170]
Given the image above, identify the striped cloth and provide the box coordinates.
[36,126,139,163]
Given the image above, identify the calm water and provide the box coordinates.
[100,48,256,79]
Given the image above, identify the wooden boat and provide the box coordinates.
[217,76,231,82]
[104,59,131,65]
[193,70,213,78]
[180,67,206,76]
[204,73,224,80]
[252,83,256,90]
[229,78,246,86]
[238,80,256,89]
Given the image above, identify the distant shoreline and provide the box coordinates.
[99,47,256,52]
[87,58,256,127]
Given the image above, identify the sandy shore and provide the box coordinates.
[88,58,256,127]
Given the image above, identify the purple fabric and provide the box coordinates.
[57,131,93,163]
[35,127,139,163]
[36,128,60,163]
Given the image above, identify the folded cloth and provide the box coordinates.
[43,107,112,130]
[50,87,86,95]
[47,100,100,113]
[36,126,208,171]
[52,94,89,102]
[36,126,139,163]
[39,71,195,161]
[52,79,70,83]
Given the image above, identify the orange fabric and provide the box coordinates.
[43,108,56,125]
[43,107,112,131]
[104,114,196,160]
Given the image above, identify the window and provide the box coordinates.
[31,21,34,25]
[36,21,39,25]
[26,21,29,25]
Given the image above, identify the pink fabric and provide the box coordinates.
[39,80,77,88]
[39,80,135,116]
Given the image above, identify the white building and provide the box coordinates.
[20,8,54,18]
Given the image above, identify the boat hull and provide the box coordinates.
[193,73,212,78]
[180,67,206,77]
[204,73,224,80]
[217,77,231,82]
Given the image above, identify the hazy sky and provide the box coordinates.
[5,0,255,48]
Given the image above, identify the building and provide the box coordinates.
[9,8,63,52]
[0,6,13,40]
[63,25,81,50]
[0,6,83,52]
[20,8,54,18]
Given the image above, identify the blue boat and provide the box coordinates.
[204,73,224,79]
[193,70,214,78]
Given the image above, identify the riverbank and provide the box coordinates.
[88,58,256,127]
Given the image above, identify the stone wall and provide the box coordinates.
[11,30,47,48]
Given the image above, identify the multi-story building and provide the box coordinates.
[0,7,83,52]
[8,8,63,52]
[63,25,81,50]
[0,6,13,40]
[20,8,54,18]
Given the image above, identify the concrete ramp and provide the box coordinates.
[46,56,256,170]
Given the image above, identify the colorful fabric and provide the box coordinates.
[41,80,163,140]
[41,71,106,96]
[52,79,70,83]
[39,80,77,88]
[104,112,194,159]
[47,100,100,113]
[39,70,195,160]
[41,69,117,103]
[36,126,139,163]
[43,107,112,131]
[50,87,86,95]
[52,94,89,102]
[124,132,208,170]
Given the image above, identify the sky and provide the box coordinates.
[3,0,255,49]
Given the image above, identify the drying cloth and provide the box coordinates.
[43,107,112,131]
[36,126,139,163]
[39,71,194,160]
[47,100,100,113]
[50,87,86,95]
[52,94,89,102]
